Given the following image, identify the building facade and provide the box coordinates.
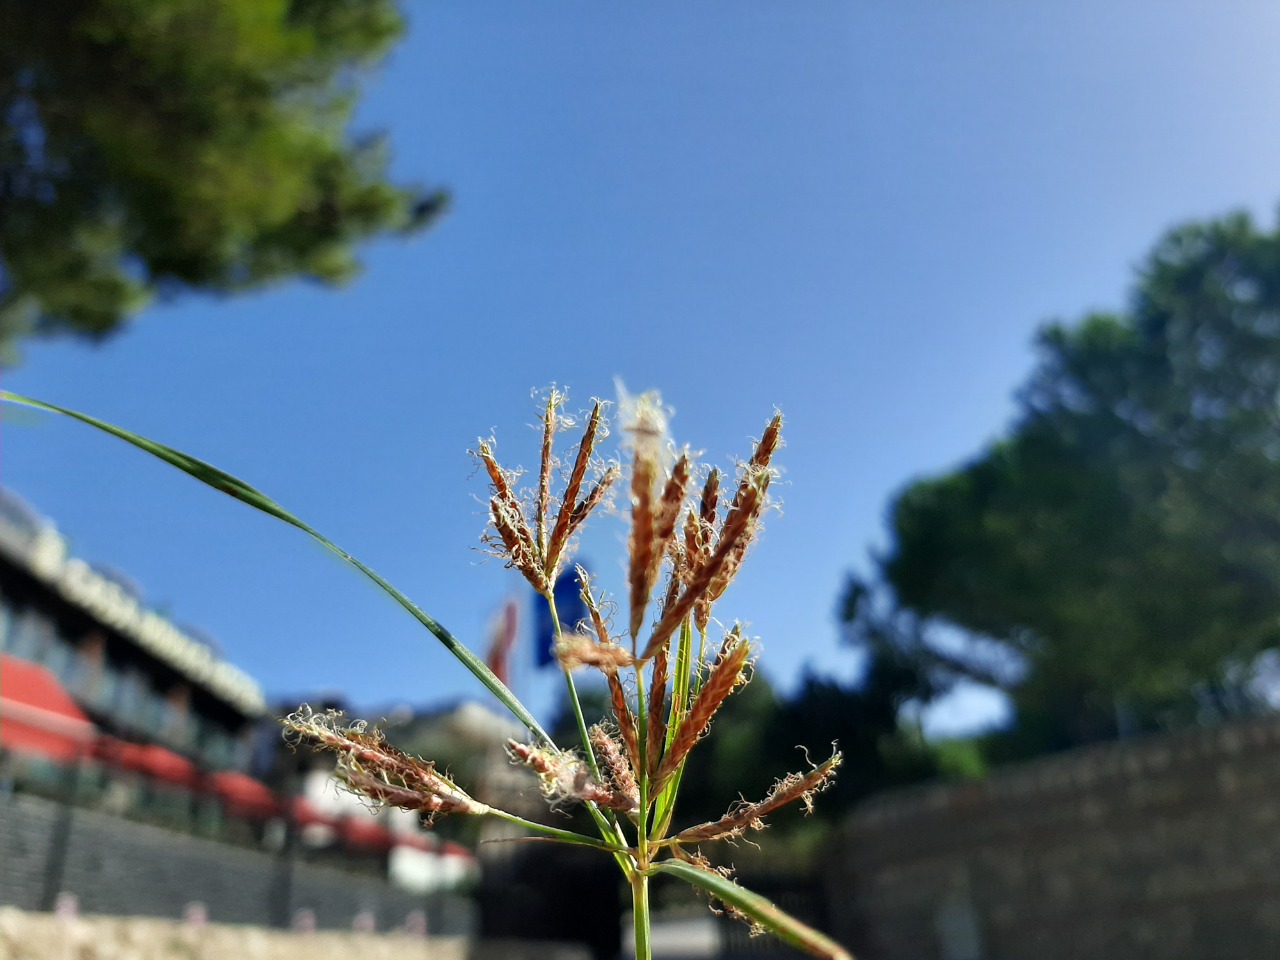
[0,488,264,799]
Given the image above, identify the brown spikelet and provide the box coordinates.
[628,446,659,642]
[556,633,637,671]
[536,389,564,553]
[674,748,842,844]
[706,471,764,576]
[648,453,691,580]
[490,496,549,594]
[681,507,703,579]
[647,643,670,779]
[684,468,720,587]
[607,670,641,773]
[641,473,767,660]
[546,401,604,573]
[507,739,637,814]
[577,567,613,645]
[567,464,620,541]
[706,535,751,607]
[654,628,751,786]
[722,462,772,536]
[692,596,712,636]
[506,739,559,778]
[699,467,770,632]
[476,440,516,504]
[750,412,783,471]
[661,557,682,612]
[341,766,487,819]
[723,414,782,518]
[283,707,487,818]
[699,468,721,526]
[590,725,639,809]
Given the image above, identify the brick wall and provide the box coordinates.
[832,715,1280,960]
[0,792,473,934]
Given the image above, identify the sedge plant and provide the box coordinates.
[1,387,850,960]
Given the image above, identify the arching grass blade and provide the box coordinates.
[0,390,550,743]
[652,860,852,960]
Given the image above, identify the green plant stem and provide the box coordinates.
[631,869,652,960]
[548,592,603,780]
[545,591,633,866]
[652,618,694,836]
[635,664,651,844]
[630,657,653,960]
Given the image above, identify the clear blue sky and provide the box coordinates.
[6,3,1280,734]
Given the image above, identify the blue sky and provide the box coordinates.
[7,4,1280,734]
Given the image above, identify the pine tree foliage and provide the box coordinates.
[0,0,445,359]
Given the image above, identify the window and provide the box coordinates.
[0,592,13,650]
[116,669,146,728]
[8,609,53,662]
[42,635,74,685]
[161,686,192,747]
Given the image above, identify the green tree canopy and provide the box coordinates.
[854,211,1280,749]
[0,0,445,359]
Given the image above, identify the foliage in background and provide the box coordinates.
[848,210,1280,755]
[555,647,951,836]
[0,0,444,361]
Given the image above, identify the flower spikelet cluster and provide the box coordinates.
[507,740,638,814]
[277,391,846,959]
[283,705,488,821]
[475,391,617,596]
[674,747,843,844]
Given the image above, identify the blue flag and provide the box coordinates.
[533,567,590,668]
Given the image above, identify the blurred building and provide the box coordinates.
[0,488,269,825]
[0,488,473,908]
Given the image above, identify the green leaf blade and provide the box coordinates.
[1,389,550,743]
[652,860,852,960]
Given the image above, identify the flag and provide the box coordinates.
[484,598,520,687]
[533,567,590,668]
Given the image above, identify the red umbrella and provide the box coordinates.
[208,770,280,818]
[0,654,95,763]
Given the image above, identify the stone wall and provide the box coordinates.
[832,715,1280,960]
[0,907,467,960]
[0,792,472,934]
[0,907,589,960]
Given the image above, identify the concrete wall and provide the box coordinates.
[0,792,473,935]
[833,715,1280,960]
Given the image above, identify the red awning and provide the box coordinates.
[136,744,198,787]
[392,831,434,852]
[442,840,474,860]
[93,736,151,774]
[208,770,280,819]
[97,736,198,788]
[340,815,395,852]
[0,654,95,763]
[92,734,123,763]
[291,795,337,827]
